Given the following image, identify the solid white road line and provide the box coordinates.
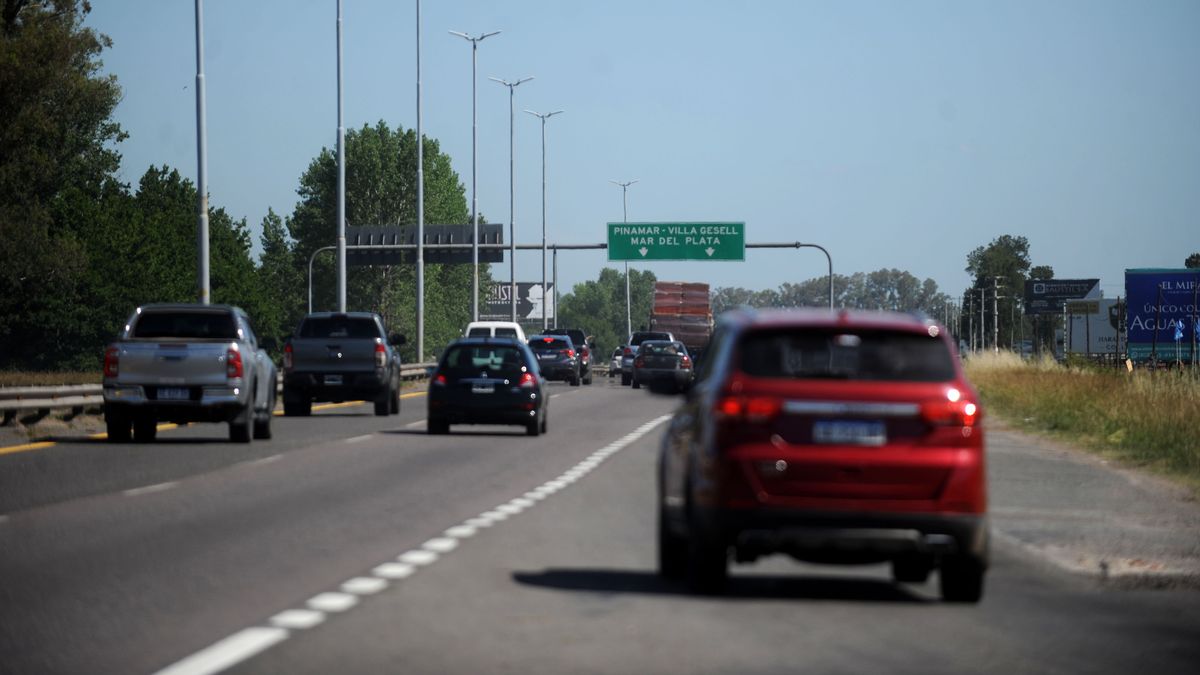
[406,420,426,428]
[242,454,283,468]
[152,414,673,675]
[123,482,178,497]
[151,627,289,675]
[345,434,373,444]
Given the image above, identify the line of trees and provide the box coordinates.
[0,1,485,371]
[712,269,955,320]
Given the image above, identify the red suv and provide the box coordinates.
[657,308,987,602]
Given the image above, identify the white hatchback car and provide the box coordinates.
[463,321,527,343]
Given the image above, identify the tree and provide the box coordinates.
[0,0,126,370]
[256,209,304,351]
[288,121,482,361]
[964,235,1033,350]
[557,267,658,357]
[1186,254,1200,269]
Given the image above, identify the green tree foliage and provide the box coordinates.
[964,235,1034,350]
[556,267,658,356]
[1186,253,1200,269]
[256,208,304,351]
[0,0,126,369]
[288,121,485,361]
[713,269,954,321]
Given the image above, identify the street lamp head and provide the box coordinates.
[490,75,534,88]
[450,29,502,42]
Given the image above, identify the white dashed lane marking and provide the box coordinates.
[123,481,178,497]
[406,420,426,428]
[345,435,373,444]
[242,454,283,468]
[152,414,672,675]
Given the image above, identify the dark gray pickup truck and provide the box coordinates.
[282,312,406,417]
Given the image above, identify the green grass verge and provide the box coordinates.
[0,371,102,387]
[964,352,1200,495]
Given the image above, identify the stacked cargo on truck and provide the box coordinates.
[648,281,714,363]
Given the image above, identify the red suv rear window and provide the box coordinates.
[738,328,955,382]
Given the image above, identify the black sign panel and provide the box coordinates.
[346,224,503,264]
[1024,279,1100,315]
[480,282,555,322]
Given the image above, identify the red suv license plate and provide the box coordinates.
[812,420,886,446]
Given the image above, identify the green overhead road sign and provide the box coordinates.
[607,222,745,261]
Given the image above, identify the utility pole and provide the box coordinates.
[993,278,1001,354]
[980,286,986,352]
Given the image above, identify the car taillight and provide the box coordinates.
[283,343,294,371]
[680,355,692,369]
[518,372,535,388]
[562,349,575,359]
[432,373,447,386]
[714,395,781,422]
[103,346,119,378]
[921,399,980,427]
[226,347,244,380]
[634,356,645,368]
[623,347,633,357]
[375,342,387,368]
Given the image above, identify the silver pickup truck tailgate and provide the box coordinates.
[116,341,233,386]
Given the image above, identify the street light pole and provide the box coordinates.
[415,0,425,361]
[525,109,563,330]
[490,76,534,323]
[336,0,346,312]
[449,30,500,322]
[610,179,638,340]
[194,0,210,305]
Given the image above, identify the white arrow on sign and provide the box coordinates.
[705,247,715,257]
[639,247,649,257]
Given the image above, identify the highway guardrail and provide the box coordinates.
[0,363,436,425]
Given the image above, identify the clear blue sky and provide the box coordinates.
[86,0,1199,301]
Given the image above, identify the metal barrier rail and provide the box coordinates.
[0,364,436,425]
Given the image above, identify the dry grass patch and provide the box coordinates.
[964,353,1200,493]
[0,372,102,387]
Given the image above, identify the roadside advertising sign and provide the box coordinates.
[1023,279,1100,315]
[481,282,555,322]
[1124,268,1199,362]
[1066,299,1124,354]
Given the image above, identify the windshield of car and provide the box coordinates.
[298,317,379,339]
[739,328,955,382]
[440,345,527,377]
[528,337,571,352]
[132,311,238,339]
[631,332,670,346]
[640,341,683,356]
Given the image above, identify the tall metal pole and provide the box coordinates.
[450,31,500,321]
[552,247,558,328]
[490,76,533,324]
[993,277,1000,354]
[416,0,424,361]
[194,0,210,305]
[610,179,638,339]
[526,109,562,330]
[336,0,346,312]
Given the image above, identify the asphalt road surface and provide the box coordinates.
[1,379,1198,674]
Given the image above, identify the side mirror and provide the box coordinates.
[390,333,407,346]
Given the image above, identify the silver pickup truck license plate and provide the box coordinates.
[812,420,887,446]
[158,387,189,401]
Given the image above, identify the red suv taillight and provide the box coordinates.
[680,355,692,369]
[623,346,633,357]
[226,346,244,380]
[518,372,535,388]
[715,395,781,422]
[921,399,980,428]
[375,342,387,368]
[432,373,447,386]
[562,348,575,359]
[103,346,119,378]
[283,343,294,371]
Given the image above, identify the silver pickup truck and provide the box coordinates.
[281,312,406,417]
[102,304,278,443]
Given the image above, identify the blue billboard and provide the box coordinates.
[1125,269,1200,362]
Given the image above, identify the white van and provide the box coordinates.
[463,321,527,343]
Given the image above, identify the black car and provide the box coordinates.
[544,327,594,385]
[427,338,548,436]
[526,335,581,386]
[631,340,694,391]
[621,330,674,386]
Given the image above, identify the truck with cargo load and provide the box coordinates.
[102,304,278,443]
[646,280,714,370]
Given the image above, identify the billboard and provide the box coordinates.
[1024,279,1100,315]
[1066,299,1124,355]
[1125,269,1200,362]
[481,282,556,323]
